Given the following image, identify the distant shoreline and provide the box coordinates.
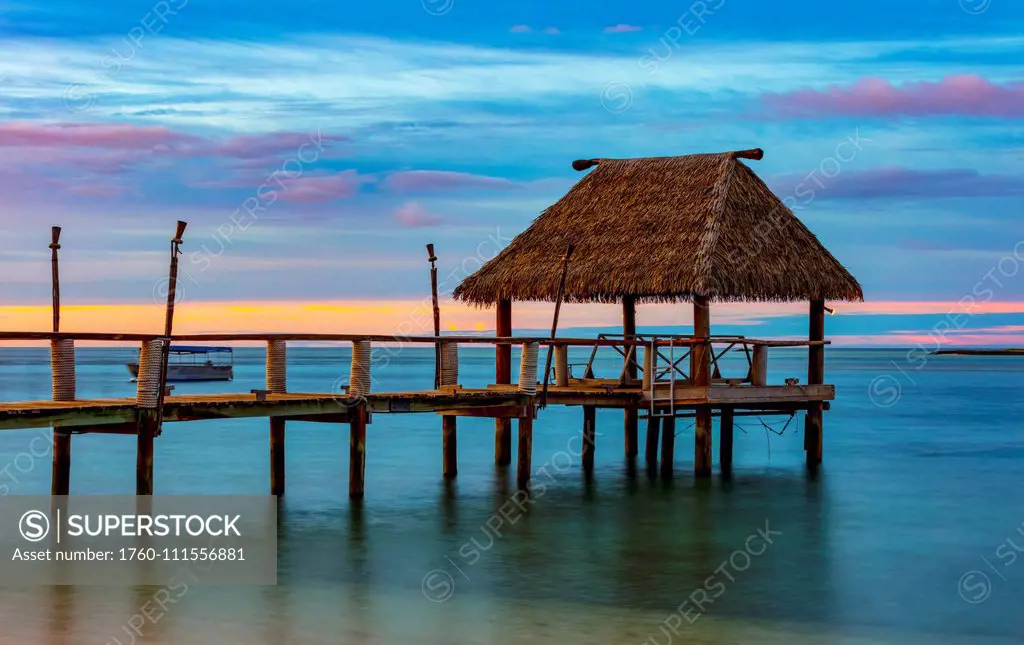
[931,349,1024,356]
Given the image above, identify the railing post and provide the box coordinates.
[554,345,569,387]
[349,340,372,399]
[266,340,287,496]
[348,340,372,500]
[751,345,768,386]
[50,338,75,495]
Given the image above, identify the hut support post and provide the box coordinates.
[645,415,660,470]
[495,298,513,465]
[720,408,734,475]
[806,299,825,466]
[660,416,675,478]
[693,295,712,477]
[623,296,638,459]
[517,413,533,490]
[443,416,458,479]
[266,339,287,496]
[134,340,162,495]
[582,405,596,473]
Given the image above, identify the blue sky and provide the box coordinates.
[0,0,1021,344]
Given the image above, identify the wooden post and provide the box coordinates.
[49,226,72,496]
[267,339,287,496]
[806,299,825,466]
[541,245,573,407]
[693,295,712,477]
[645,415,660,468]
[642,342,653,392]
[442,416,458,479]
[137,411,157,495]
[582,405,596,473]
[517,413,533,490]
[623,296,638,458]
[660,416,675,478]
[349,404,368,500]
[270,418,285,496]
[426,244,441,389]
[155,221,187,432]
[495,298,513,465]
[720,408,734,475]
[554,346,569,387]
[751,345,768,386]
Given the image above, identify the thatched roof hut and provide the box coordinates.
[453,149,862,305]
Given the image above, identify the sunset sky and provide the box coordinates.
[0,0,1022,345]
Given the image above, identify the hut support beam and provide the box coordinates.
[582,405,596,473]
[442,415,458,478]
[517,413,533,490]
[660,416,675,478]
[622,296,638,459]
[495,298,513,466]
[349,405,367,500]
[693,295,712,477]
[720,408,734,476]
[806,299,825,467]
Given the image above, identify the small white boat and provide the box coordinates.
[127,346,234,382]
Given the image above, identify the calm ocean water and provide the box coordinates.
[0,346,1021,644]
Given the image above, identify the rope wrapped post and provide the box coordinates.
[266,340,287,496]
[517,342,540,395]
[50,338,75,495]
[440,340,458,479]
[134,339,163,495]
[348,340,371,500]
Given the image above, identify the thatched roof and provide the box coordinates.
[454,149,863,305]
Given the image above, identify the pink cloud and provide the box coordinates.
[509,25,532,33]
[604,24,642,33]
[543,27,560,35]
[0,122,199,149]
[393,201,443,228]
[761,75,1024,119]
[272,171,368,204]
[381,170,517,193]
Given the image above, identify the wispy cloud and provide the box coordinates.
[761,75,1024,119]
[381,170,518,193]
[393,201,443,227]
[770,167,1024,199]
[604,24,642,33]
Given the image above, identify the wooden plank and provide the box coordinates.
[440,405,530,418]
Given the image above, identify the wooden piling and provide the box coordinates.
[806,299,825,466]
[692,295,712,477]
[349,404,368,500]
[442,416,458,479]
[495,298,513,465]
[267,339,287,496]
[137,411,157,495]
[135,339,162,495]
[517,413,533,490]
[270,418,285,496]
[720,408,734,475]
[660,416,675,478]
[582,405,596,473]
[49,227,72,495]
[623,296,638,458]
[52,432,71,496]
[644,415,660,468]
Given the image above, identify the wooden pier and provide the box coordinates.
[8,147,864,500]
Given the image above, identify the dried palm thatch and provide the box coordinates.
[454,150,863,305]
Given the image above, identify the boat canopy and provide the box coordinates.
[168,346,233,354]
